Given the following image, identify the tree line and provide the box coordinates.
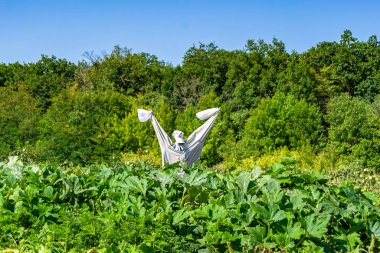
[1,30,380,170]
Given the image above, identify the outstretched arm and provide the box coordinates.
[138,109,173,151]
[187,108,220,145]
[184,108,220,166]
[150,114,173,150]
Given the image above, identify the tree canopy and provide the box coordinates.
[1,30,380,170]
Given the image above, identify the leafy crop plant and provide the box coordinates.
[0,157,379,252]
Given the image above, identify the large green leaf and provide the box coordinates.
[287,222,303,240]
[304,214,330,238]
[124,176,148,196]
[172,208,193,225]
[182,170,208,187]
[263,178,283,204]
[236,172,251,194]
[245,225,267,243]
[43,186,54,199]
[370,221,380,237]
[211,204,228,221]
[289,189,306,211]
[251,203,270,221]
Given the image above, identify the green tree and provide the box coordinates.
[36,88,131,164]
[238,93,324,158]
[227,39,290,110]
[0,62,25,87]
[355,71,380,102]
[182,43,234,98]
[0,85,41,159]
[326,94,380,168]
[0,56,76,109]
[277,53,319,104]
[368,95,380,168]
[77,46,167,95]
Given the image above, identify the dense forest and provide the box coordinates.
[1,30,380,172]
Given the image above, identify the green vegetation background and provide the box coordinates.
[1,30,380,173]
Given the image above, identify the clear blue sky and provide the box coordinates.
[1,0,380,65]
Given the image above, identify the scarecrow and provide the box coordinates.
[137,108,220,168]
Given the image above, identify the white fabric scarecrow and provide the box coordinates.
[137,108,220,167]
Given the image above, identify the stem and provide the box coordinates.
[227,241,233,253]
[180,186,187,208]
[295,235,305,249]
[368,234,375,253]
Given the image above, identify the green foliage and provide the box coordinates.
[78,46,167,95]
[174,105,199,140]
[1,30,380,170]
[326,94,380,168]
[277,53,319,104]
[0,56,76,108]
[0,62,25,87]
[226,38,290,110]
[36,88,131,164]
[201,118,236,166]
[238,92,324,158]
[182,43,233,99]
[0,158,379,252]
[0,86,41,159]
[197,91,221,111]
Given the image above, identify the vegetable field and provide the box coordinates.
[0,158,379,252]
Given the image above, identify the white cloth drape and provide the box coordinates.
[138,108,220,167]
